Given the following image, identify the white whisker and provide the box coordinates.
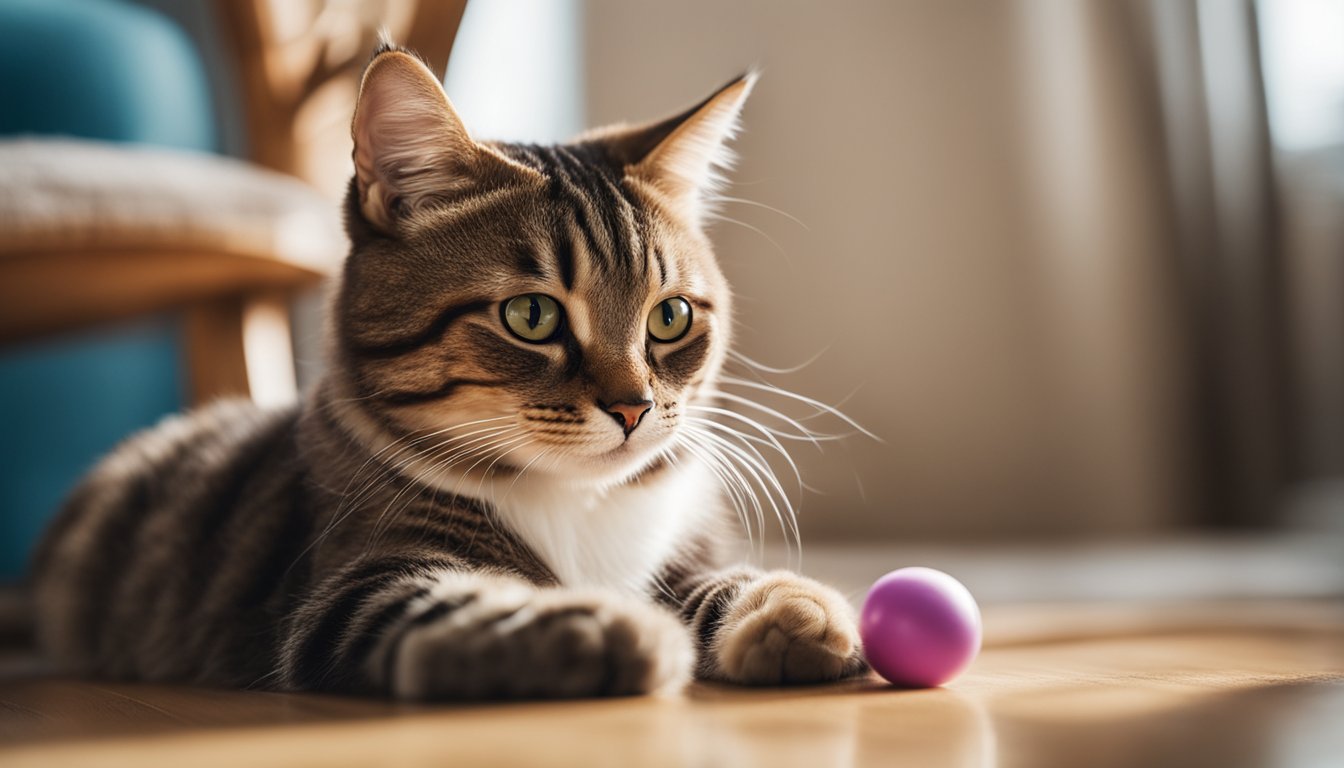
[728,347,830,376]
[684,414,804,496]
[340,419,514,522]
[705,211,790,259]
[702,391,836,449]
[364,427,526,553]
[674,433,759,555]
[717,376,881,441]
[285,418,516,575]
[690,425,799,564]
[682,424,784,558]
[498,446,552,504]
[714,195,810,229]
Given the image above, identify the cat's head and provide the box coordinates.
[333,46,753,485]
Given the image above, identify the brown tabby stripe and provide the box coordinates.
[506,146,577,288]
[651,246,667,286]
[376,591,541,693]
[580,150,648,283]
[287,576,407,689]
[560,334,585,379]
[513,243,546,280]
[693,583,740,652]
[225,479,313,673]
[524,415,585,425]
[284,554,461,690]
[172,430,308,681]
[542,158,604,268]
[505,143,546,171]
[677,570,755,655]
[551,228,577,290]
[28,405,287,677]
[524,404,579,413]
[463,326,552,381]
[339,584,433,683]
[549,149,629,276]
[564,194,612,276]
[347,299,493,359]
[654,333,711,387]
[149,418,299,679]
[377,377,503,406]
[555,147,634,272]
[79,472,157,665]
[530,427,586,438]
[511,142,652,289]
[183,423,298,596]
[377,590,480,688]
[645,555,763,681]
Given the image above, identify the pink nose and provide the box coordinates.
[603,400,653,436]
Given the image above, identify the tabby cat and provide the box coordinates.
[31,45,867,699]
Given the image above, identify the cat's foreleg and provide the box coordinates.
[279,557,692,699]
[672,567,869,685]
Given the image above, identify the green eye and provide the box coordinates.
[648,297,692,343]
[502,294,562,342]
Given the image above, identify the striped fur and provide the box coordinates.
[30,47,864,699]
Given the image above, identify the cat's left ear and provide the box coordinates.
[594,72,757,227]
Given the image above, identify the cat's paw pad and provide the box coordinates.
[393,586,692,700]
[715,572,866,685]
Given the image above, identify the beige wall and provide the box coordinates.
[584,1,1192,541]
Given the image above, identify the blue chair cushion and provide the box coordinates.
[0,0,218,580]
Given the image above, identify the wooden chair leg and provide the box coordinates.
[240,294,299,407]
[184,298,250,404]
[183,294,298,407]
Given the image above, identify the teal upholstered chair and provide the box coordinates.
[0,0,342,584]
[0,0,449,584]
[0,0,218,580]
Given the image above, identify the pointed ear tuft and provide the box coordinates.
[351,48,541,233]
[598,72,757,227]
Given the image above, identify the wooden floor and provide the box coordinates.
[1,599,1342,767]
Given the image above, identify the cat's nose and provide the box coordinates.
[600,399,653,436]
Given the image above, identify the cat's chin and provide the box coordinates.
[517,441,673,488]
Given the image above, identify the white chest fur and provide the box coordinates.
[328,394,722,593]
[484,459,719,595]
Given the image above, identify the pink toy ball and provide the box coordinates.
[860,566,982,688]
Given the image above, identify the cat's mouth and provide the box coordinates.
[503,425,673,484]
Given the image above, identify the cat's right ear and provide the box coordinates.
[351,48,537,234]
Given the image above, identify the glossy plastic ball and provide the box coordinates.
[860,567,982,687]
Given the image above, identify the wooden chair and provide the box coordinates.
[0,0,466,406]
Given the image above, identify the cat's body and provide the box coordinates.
[31,46,866,699]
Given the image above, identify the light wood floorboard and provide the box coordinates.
[1,599,1341,767]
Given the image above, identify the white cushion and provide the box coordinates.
[0,138,346,273]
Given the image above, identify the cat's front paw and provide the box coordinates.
[392,583,693,700]
[714,572,867,685]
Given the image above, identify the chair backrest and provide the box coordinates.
[212,0,465,199]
